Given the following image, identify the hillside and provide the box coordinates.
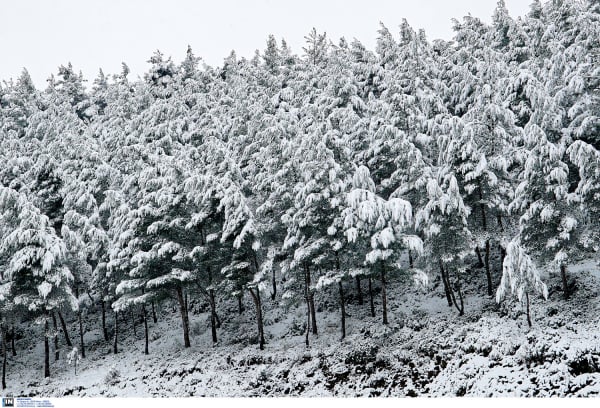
[6,260,599,397]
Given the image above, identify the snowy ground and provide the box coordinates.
[6,260,600,397]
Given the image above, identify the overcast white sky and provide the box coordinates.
[0,0,532,87]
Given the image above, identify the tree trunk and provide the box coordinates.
[439,260,453,307]
[355,276,363,306]
[131,308,137,337]
[113,310,118,354]
[101,300,109,342]
[303,263,311,348]
[10,327,15,357]
[561,264,569,300]
[58,312,73,348]
[143,304,149,355]
[305,264,317,335]
[78,312,85,358]
[52,313,59,361]
[526,292,532,328]
[2,327,7,390]
[176,286,191,348]
[248,288,265,350]
[339,281,346,340]
[209,289,218,344]
[449,269,465,316]
[408,249,414,268]
[475,247,484,268]
[184,291,189,319]
[271,269,277,301]
[368,277,375,317]
[380,261,388,325]
[485,239,492,297]
[44,318,50,378]
[237,293,244,314]
[151,301,157,323]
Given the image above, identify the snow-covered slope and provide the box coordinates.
[7,261,600,397]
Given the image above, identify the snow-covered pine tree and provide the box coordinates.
[0,187,77,378]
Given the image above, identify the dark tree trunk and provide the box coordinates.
[113,310,118,354]
[305,264,317,335]
[303,263,311,348]
[52,313,59,361]
[175,286,191,348]
[368,277,375,317]
[208,266,217,344]
[485,239,492,297]
[271,269,277,301]
[131,308,137,337]
[475,247,484,268]
[526,292,532,328]
[10,327,15,357]
[2,328,6,389]
[209,289,218,344]
[215,311,222,329]
[248,288,265,350]
[143,304,149,355]
[439,260,453,307]
[101,300,109,342]
[561,264,569,300]
[380,261,388,325]
[408,249,414,269]
[151,301,157,324]
[237,293,244,314]
[355,276,363,306]
[58,312,72,348]
[339,281,346,340]
[448,269,465,316]
[44,318,50,378]
[75,285,85,358]
[335,252,346,340]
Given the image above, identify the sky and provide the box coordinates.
[0,0,533,88]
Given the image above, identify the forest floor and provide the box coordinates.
[5,259,600,397]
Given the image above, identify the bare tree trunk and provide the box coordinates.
[2,327,7,389]
[475,247,484,268]
[271,269,277,301]
[448,268,465,316]
[143,304,149,355]
[75,285,85,359]
[151,302,157,323]
[339,281,346,340]
[526,292,532,327]
[355,276,363,305]
[131,308,137,337]
[208,266,218,344]
[44,318,50,378]
[209,289,218,344]
[305,264,317,335]
[237,293,244,315]
[113,310,118,354]
[408,249,414,269]
[368,277,375,317]
[439,260,453,307]
[304,263,311,348]
[561,264,569,300]
[101,300,109,342]
[335,252,346,340]
[10,327,15,357]
[380,261,388,325]
[485,239,492,297]
[248,288,265,350]
[58,312,72,348]
[175,287,191,348]
[52,313,59,361]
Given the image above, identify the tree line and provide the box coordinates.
[0,0,598,387]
